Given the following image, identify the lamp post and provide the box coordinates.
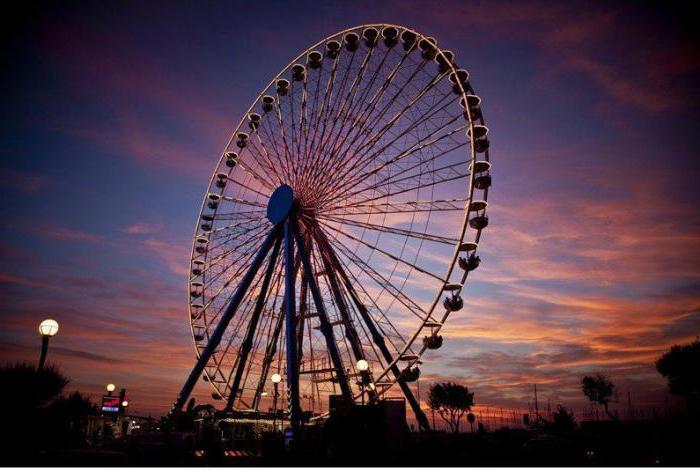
[356,359,369,405]
[38,319,59,369]
[271,373,282,430]
[106,384,116,396]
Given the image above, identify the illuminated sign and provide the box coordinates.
[102,396,120,413]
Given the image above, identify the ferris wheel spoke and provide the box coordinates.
[298,67,324,187]
[246,133,287,187]
[307,45,392,189]
[323,230,427,320]
[203,227,275,304]
[318,86,455,202]
[330,244,409,354]
[258,113,293,183]
[221,175,270,200]
[317,219,446,281]
[314,43,376,172]
[326,118,467,203]
[303,47,359,184]
[311,54,430,197]
[321,198,466,216]
[233,155,279,193]
[336,162,470,210]
[317,99,444,205]
[208,209,267,221]
[206,220,270,260]
[338,158,469,207]
[220,195,267,208]
[319,214,458,246]
[274,86,297,187]
[205,218,266,241]
[303,50,342,186]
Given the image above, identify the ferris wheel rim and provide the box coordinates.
[186,23,491,413]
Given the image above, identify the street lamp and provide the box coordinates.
[107,383,116,396]
[121,400,129,408]
[38,319,59,369]
[356,359,369,405]
[271,373,282,430]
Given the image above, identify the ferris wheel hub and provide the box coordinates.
[267,184,295,223]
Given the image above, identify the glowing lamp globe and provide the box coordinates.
[356,359,369,372]
[39,319,59,337]
[121,400,129,407]
[106,384,116,392]
[271,373,282,384]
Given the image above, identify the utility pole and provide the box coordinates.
[534,384,540,420]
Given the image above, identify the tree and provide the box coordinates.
[581,373,616,420]
[550,405,576,433]
[0,362,68,411]
[656,339,700,412]
[428,382,474,433]
[43,392,99,447]
[466,412,476,432]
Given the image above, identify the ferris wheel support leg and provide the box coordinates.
[315,231,432,431]
[225,235,283,412]
[292,220,354,404]
[315,236,378,402]
[171,225,281,414]
[284,218,302,432]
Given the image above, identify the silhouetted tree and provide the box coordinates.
[467,412,476,432]
[43,391,99,447]
[582,373,616,420]
[656,339,700,413]
[0,362,68,411]
[550,405,577,433]
[428,382,474,433]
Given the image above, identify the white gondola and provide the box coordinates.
[469,215,489,230]
[471,160,491,174]
[419,37,437,60]
[261,95,275,113]
[224,151,238,168]
[459,242,478,252]
[449,69,469,94]
[400,29,417,51]
[344,32,359,51]
[276,78,289,96]
[363,27,379,47]
[436,50,454,73]
[470,200,487,212]
[326,40,341,58]
[291,64,305,81]
[382,26,399,47]
[308,50,323,69]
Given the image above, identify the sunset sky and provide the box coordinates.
[2,0,699,419]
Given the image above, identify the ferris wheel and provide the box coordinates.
[173,24,491,431]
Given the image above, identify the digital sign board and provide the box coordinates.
[102,396,120,413]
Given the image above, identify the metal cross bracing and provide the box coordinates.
[176,24,492,434]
